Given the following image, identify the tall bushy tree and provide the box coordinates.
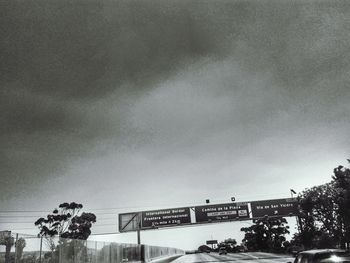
[294,159,350,249]
[241,217,289,252]
[223,238,237,252]
[34,202,96,240]
[296,183,339,249]
[35,203,96,263]
[332,162,350,249]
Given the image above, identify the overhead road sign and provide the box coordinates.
[119,207,191,232]
[141,207,191,228]
[206,240,218,245]
[250,198,299,218]
[118,198,300,232]
[195,203,249,223]
[119,212,141,232]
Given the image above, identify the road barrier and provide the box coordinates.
[0,233,184,263]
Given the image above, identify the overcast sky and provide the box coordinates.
[1,0,350,250]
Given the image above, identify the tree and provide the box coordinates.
[241,217,290,252]
[0,235,14,263]
[295,183,339,249]
[15,238,26,262]
[34,202,96,240]
[332,162,350,249]
[293,159,350,249]
[222,238,237,252]
[34,202,96,263]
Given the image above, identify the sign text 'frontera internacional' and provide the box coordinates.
[141,207,191,228]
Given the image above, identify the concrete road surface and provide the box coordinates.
[170,252,294,263]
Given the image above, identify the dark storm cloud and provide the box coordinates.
[1,0,350,209]
[0,0,250,204]
[0,0,235,99]
[0,1,230,204]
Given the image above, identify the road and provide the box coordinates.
[170,252,294,263]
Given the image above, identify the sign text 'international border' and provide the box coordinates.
[142,207,191,228]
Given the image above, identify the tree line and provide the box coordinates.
[241,159,350,252]
[199,159,350,253]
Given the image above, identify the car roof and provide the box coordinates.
[320,256,350,262]
[299,249,347,255]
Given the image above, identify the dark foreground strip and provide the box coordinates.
[188,256,292,263]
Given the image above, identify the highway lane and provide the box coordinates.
[170,252,294,263]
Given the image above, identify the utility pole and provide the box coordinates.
[14,233,18,263]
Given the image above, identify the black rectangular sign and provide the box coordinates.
[250,198,299,218]
[119,212,141,232]
[141,207,191,228]
[195,203,249,223]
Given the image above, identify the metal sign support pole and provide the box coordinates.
[137,229,141,245]
[137,221,141,245]
[39,236,43,263]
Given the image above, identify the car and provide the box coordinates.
[218,247,227,255]
[320,255,350,263]
[289,249,350,263]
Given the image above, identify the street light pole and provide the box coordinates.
[290,189,302,233]
[290,189,296,198]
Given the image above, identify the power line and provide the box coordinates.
[8,227,37,230]
[8,224,116,232]
[0,217,117,224]
[10,219,258,237]
[0,213,118,218]
[0,200,218,214]
[0,193,290,215]
[0,210,51,213]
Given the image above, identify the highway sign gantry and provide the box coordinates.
[118,198,300,232]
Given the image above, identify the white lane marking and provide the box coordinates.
[258,258,294,263]
[170,252,294,263]
[241,253,260,259]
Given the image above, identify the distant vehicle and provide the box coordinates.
[234,245,247,253]
[219,247,227,255]
[288,249,350,263]
[197,245,211,253]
